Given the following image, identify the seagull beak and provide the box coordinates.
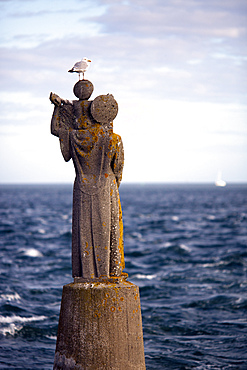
[88,59,91,62]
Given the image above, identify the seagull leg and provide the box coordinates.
[83,72,85,80]
[79,73,81,80]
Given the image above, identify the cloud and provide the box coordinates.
[94,0,247,39]
[0,0,246,182]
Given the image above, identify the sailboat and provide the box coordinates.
[215,171,226,187]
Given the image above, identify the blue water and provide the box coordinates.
[0,183,247,369]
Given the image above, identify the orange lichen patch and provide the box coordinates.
[74,145,86,157]
[110,306,116,312]
[94,310,101,318]
[120,297,124,302]
[85,242,88,249]
[73,123,105,157]
[110,189,113,196]
[104,173,109,178]
[102,222,106,227]
[118,307,122,312]
[98,258,101,262]
[118,196,125,271]
[84,250,89,256]
[76,101,91,129]
[105,246,108,250]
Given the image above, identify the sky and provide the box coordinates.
[0,0,246,184]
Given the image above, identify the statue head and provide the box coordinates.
[73,80,94,100]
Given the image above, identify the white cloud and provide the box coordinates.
[0,0,246,182]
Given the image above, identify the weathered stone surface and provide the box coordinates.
[90,94,118,124]
[50,82,124,279]
[73,80,94,100]
[53,281,146,370]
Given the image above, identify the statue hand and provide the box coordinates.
[50,92,62,106]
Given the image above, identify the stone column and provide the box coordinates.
[53,276,146,370]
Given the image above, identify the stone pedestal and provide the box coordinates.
[54,278,146,370]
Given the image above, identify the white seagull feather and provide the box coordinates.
[68,57,91,80]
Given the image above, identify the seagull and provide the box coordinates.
[68,57,91,80]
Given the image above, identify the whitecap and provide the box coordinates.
[0,314,46,324]
[202,263,215,268]
[235,297,244,304]
[163,242,172,248]
[38,229,46,234]
[0,323,23,336]
[134,274,157,280]
[207,215,216,220]
[171,216,179,221]
[0,292,21,302]
[179,244,191,252]
[46,335,57,340]
[22,248,43,257]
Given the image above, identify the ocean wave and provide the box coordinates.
[19,248,43,257]
[45,335,57,340]
[134,274,157,280]
[0,315,48,337]
[0,323,23,336]
[38,228,46,234]
[0,292,21,302]
[0,314,47,324]
[179,243,192,252]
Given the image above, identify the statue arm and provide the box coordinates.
[50,93,63,137]
[59,129,72,162]
[50,92,75,137]
[51,106,60,137]
[49,92,73,161]
[112,138,124,187]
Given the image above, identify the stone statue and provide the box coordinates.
[50,80,125,279]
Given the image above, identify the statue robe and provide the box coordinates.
[59,124,124,279]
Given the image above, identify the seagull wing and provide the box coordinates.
[73,60,88,72]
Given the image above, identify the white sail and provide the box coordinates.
[215,171,226,187]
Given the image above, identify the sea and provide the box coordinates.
[0,183,246,370]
